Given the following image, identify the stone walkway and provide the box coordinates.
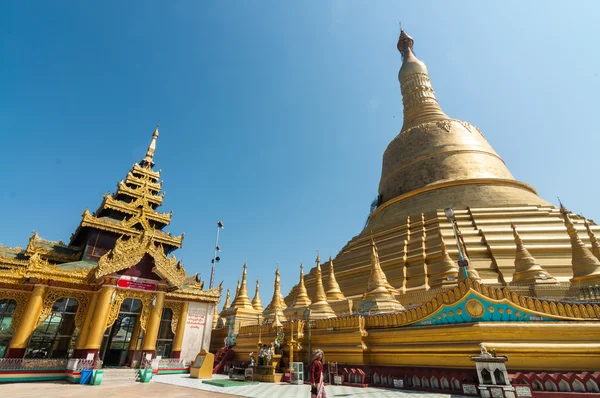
[153,373,468,397]
[0,380,240,398]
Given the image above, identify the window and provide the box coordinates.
[0,299,17,358]
[156,308,175,358]
[26,298,79,359]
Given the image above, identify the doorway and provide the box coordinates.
[99,298,143,367]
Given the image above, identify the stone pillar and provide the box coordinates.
[141,291,165,360]
[170,301,188,359]
[6,285,48,358]
[73,291,99,358]
[85,286,116,359]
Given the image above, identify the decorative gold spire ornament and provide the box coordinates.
[428,233,459,289]
[291,263,312,308]
[560,204,600,284]
[584,219,600,261]
[325,256,346,301]
[212,302,219,329]
[231,263,255,310]
[235,279,240,298]
[263,267,287,323]
[510,224,557,285]
[142,124,159,168]
[251,277,263,312]
[358,239,404,314]
[221,288,231,313]
[308,254,336,319]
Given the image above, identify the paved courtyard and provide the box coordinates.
[153,373,468,397]
[0,375,468,397]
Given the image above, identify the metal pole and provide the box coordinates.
[209,226,221,289]
[450,221,469,279]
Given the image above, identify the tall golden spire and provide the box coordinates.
[263,266,287,322]
[396,30,447,131]
[510,224,557,285]
[358,238,404,313]
[221,288,231,313]
[231,263,255,310]
[308,253,336,319]
[428,233,459,289]
[584,219,600,261]
[251,277,263,312]
[326,256,346,301]
[141,124,159,168]
[291,263,312,308]
[235,279,240,297]
[560,203,600,284]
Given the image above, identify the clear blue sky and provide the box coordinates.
[1,1,599,304]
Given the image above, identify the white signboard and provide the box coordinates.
[180,302,214,364]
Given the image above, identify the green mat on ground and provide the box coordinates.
[202,379,259,387]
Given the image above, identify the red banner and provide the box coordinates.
[117,279,157,291]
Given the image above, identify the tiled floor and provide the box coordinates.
[153,373,468,397]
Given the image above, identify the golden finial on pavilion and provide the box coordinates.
[309,254,336,319]
[141,123,160,168]
[429,232,459,289]
[252,277,263,312]
[235,279,240,297]
[584,219,600,261]
[326,256,346,301]
[292,263,312,308]
[510,223,557,285]
[560,203,600,284]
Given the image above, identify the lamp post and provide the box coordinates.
[444,208,469,279]
[209,221,224,289]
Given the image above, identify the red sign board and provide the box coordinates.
[117,279,157,291]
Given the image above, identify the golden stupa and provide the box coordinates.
[213,29,600,386]
[291,29,600,304]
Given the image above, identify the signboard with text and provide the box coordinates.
[117,279,157,291]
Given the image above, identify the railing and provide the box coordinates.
[0,358,69,371]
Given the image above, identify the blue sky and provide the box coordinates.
[1,1,599,304]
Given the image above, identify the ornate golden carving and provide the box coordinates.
[25,232,82,263]
[24,253,91,284]
[95,232,186,287]
[0,290,29,331]
[465,299,484,318]
[164,300,183,334]
[79,210,183,248]
[36,289,90,329]
[106,290,152,331]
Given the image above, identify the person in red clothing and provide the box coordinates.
[310,349,326,398]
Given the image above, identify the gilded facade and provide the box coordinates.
[0,127,220,365]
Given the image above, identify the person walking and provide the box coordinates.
[310,349,326,398]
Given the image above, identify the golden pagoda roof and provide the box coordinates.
[251,277,263,312]
[308,254,336,319]
[263,267,287,322]
[290,263,312,308]
[510,224,557,285]
[325,256,346,301]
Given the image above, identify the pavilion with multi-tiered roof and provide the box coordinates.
[0,126,220,382]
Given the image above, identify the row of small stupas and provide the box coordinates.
[216,200,600,328]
